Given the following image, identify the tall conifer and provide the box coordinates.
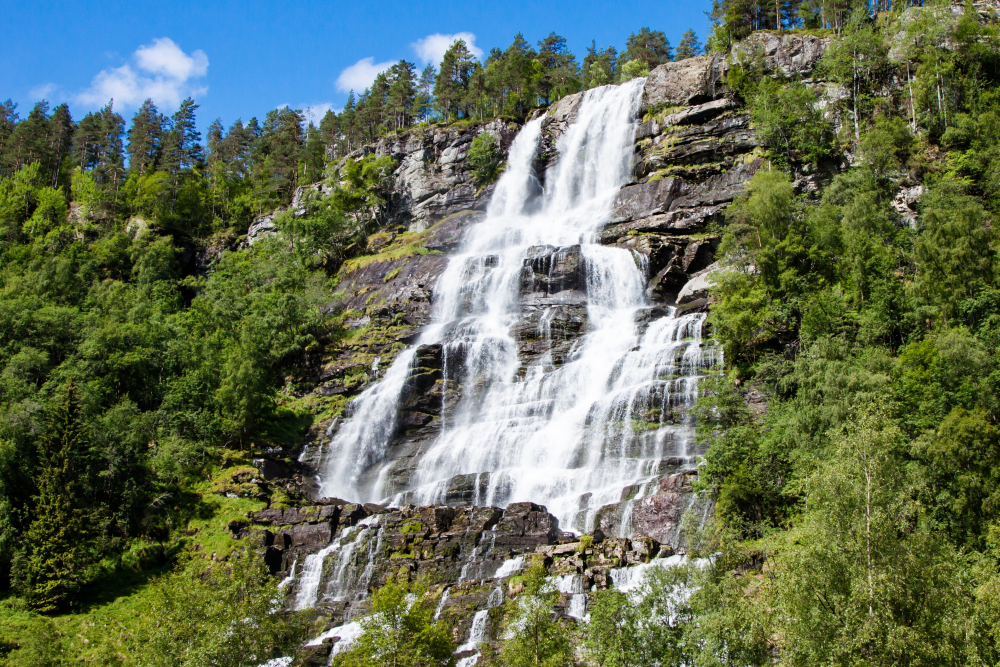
[23,383,91,612]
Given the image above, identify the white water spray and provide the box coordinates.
[317,78,719,532]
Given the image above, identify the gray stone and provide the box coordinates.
[643,54,724,108]
[730,32,831,79]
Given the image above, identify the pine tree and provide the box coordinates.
[319,109,340,159]
[435,40,479,118]
[341,92,358,153]
[387,60,417,131]
[415,65,436,122]
[537,33,579,105]
[45,104,74,188]
[3,101,50,174]
[0,99,18,171]
[582,42,619,89]
[206,118,225,164]
[127,99,165,175]
[72,102,125,191]
[259,106,305,202]
[23,382,92,612]
[161,98,203,174]
[302,122,325,184]
[623,28,673,68]
[675,30,703,60]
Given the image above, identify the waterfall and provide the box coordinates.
[293,516,381,610]
[317,77,719,532]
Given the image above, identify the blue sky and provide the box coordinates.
[1,0,713,132]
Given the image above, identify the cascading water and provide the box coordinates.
[317,77,719,533]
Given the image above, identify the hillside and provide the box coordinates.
[4,4,1000,666]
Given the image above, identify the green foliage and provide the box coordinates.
[20,383,92,612]
[820,16,892,141]
[332,577,454,667]
[0,599,68,666]
[617,60,650,83]
[467,132,505,187]
[750,79,834,169]
[492,559,573,667]
[126,544,306,667]
[585,565,695,667]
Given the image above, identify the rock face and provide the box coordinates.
[730,32,832,78]
[225,34,860,666]
[643,54,726,108]
[267,34,839,653]
[241,498,690,654]
[376,118,519,232]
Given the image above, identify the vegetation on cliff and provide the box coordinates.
[5,1,1000,665]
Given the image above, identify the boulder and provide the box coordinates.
[245,212,279,246]
[494,502,561,551]
[643,55,723,108]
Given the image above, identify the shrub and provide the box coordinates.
[467,132,504,187]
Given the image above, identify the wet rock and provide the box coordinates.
[495,502,561,551]
[379,119,519,231]
[444,473,491,505]
[520,245,586,296]
[253,458,287,481]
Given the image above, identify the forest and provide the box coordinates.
[4,0,1000,664]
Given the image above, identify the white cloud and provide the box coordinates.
[301,102,333,126]
[77,37,208,110]
[335,57,395,93]
[411,32,483,66]
[29,83,58,101]
[134,37,208,80]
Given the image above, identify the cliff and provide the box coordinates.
[237,33,835,655]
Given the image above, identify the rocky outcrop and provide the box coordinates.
[241,498,696,652]
[643,54,726,108]
[376,119,520,232]
[730,31,832,78]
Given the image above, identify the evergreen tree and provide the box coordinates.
[302,122,325,184]
[536,33,579,105]
[161,97,203,173]
[45,104,74,188]
[127,99,165,175]
[259,106,305,202]
[387,60,417,131]
[434,39,479,118]
[623,28,673,68]
[341,91,359,153]
[582,41,619,89]
[21,383,92,612]
[72,101,125,191]
[0,99,18,171]
[415,65,436,122]
[319,108,340,159]
[675,30,703,60]
[3,102,50,174]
